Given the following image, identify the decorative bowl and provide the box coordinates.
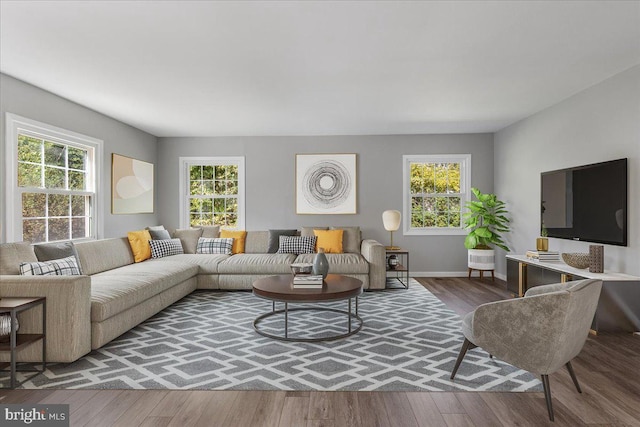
[561,253,590,269]
[290,263,313,276]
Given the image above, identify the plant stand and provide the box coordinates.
[467,249,495,281]
[467,267,495,281]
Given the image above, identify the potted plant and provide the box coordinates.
[537,202,549,251]
[537,224,549,251]
[463,188,511,273]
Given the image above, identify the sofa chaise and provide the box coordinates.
[0,229,386,363]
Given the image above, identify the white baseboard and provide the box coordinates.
[405,271,468,277]
[399,271,507,281]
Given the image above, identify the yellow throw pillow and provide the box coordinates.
[220,230,248,254]
[313,229,344,254]
[127,230,152,262]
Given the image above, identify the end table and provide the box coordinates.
[386,248,409,289]
[0,297,46,389]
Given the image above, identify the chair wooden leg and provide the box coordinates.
[541,374,554,421]
[450,338,475,379]
[566,361,582,393]
[468,268,472,279]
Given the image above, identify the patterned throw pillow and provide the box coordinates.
[196,237,233,254]
[20,255,81,276]
[277,236,317,255]
[149,239,184,259]
[267,229,298,253]
[33,241,84,274]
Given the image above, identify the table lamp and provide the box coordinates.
[382,210,401,250]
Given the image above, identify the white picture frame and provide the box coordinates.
[296,153,357,214]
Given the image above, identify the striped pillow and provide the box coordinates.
[196,237,233,255]
[277,236,317,255]
[20,255,81,276]
[149,238,184,258]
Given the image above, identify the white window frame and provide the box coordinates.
[179,156,246,230]
[402,154,471,236]
[5,113,103,242]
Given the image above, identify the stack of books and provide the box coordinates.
[525,250,560,261]
[292,274,324,288]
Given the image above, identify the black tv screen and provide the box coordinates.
[541,158,627,246]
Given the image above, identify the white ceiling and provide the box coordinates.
[1,1,639,137]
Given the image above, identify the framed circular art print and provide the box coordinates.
[296,154,357,214]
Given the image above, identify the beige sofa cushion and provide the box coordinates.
[294,253,369,274]
[149,253,230,274]
[90,260,198,322]
[75,238,134,276]
[330,226,361,253]
[217,253,297,274]
[199,225,221,238]
[245,231,269,253]
[301,226,328,237]
[0,242,38,275]
[173,228,204,254]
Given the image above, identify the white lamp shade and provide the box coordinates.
[382,210,401,231]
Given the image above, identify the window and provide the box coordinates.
[179,157,245,229]
[5,113,103,243]
[402,154,471,235]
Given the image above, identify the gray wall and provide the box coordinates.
[0,74,159,240]
[495,65,640,277]
[157,134,494,273]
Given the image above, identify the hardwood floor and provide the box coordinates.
[1,277,639,426]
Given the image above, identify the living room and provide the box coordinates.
[1,1,639,426]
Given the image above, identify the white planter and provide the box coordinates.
[468,249,495,270]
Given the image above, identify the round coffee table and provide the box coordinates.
[252,274,363,342]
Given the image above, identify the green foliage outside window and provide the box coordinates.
[189,164,239,227]
[17,134,91,243]
[410,162,462,228]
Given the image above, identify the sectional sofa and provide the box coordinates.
[0,229,386,363]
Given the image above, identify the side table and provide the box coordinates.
[386,248,409,289]
[0,297,46,389]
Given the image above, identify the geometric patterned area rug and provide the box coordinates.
[20,279,541,392]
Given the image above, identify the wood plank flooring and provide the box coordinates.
[1,277,639,426]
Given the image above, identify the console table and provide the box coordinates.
[506,255,640,334]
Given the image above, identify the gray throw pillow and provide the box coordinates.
[33,241,84,274]
[149,228,171,240]
[146,225,166,231]
[267,229,297,253]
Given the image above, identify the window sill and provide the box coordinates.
[403,228,468,236]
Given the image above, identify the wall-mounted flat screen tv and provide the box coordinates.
[541,158,627,246]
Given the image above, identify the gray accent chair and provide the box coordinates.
[450,279,602,421]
